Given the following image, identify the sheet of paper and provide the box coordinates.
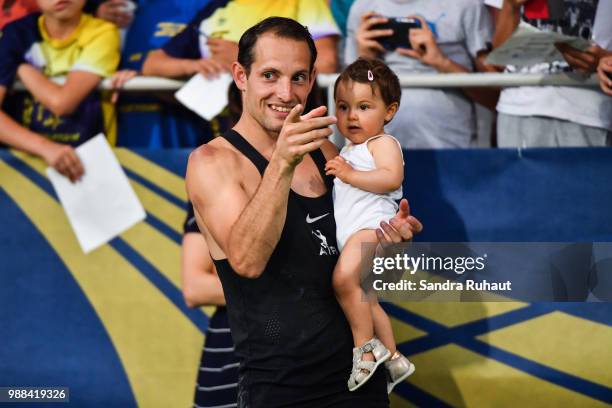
[175,73,233,121]
[46,134,146,253]
[486,22,592,67]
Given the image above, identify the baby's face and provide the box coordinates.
[335,80,393,144]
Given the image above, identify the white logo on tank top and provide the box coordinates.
[312,229,338,256]
[306,212,330,224]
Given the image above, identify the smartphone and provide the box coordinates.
[370,17,422,51]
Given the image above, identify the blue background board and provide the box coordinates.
[0,188,135,408]
[1,147,611,406]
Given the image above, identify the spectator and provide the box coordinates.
[346,0,495,148]
[488,0,612,147]
[0,0,120,181]
[142,0,341,78]
[110,0,215,147]
[0,0,39,28]
[181,205,239,408]
[179,83,242,408]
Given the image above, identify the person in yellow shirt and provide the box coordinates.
[0,0,120,181]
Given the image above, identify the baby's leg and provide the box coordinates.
[333,229,379,351]
[370,298,397,355]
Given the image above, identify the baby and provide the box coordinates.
[325,58,415,393]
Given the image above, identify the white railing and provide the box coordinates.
[13,72,600,91]
[12,72,602,147]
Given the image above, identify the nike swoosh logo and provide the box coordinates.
[306,213,330,224]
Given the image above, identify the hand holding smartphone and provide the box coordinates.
[370,17,422,51]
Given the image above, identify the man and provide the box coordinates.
[0,0,120,181]
[346,0,495,148]
[186,17,422,407]
[488,0,612,147]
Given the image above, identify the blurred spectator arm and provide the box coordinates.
[314,36,339,73]
[597,55,612,95]
[492,0,526,48]
[16,65,103,117]
[14,20,119,116]
[141,49,224,79]
[0,86,83,181]
[94,0,134,28]
[398,16,499,110]
[346,10,392,62]
[181,232,226,308]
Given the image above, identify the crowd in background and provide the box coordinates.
[1,0,611,166]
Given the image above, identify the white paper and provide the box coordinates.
[46,134,146,253]
[175,73,233,120]
[486,22,592,67]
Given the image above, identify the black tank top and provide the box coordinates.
[213,130,388,408]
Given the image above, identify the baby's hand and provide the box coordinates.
[325,155,354,183]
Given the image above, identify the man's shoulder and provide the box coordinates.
[188,138,241,178]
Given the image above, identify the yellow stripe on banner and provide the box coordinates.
[395,302,528,327]
[120,222,182,289]
[115,148,187,202]
[11,151,185,298]
[478,311,612,388]
[407,344,609,407]
[129,178,185,234]
[0,160,203,408]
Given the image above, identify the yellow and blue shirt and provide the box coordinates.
[163,0,340,59]
[0,13,120,146]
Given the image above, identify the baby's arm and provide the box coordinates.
[325,135,403,194]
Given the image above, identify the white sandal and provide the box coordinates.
[385,352,415,394]
[348,338,391,391]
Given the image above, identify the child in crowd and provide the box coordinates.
[0,0,120,181]
[325,58,415,393]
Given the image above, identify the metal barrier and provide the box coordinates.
[12,72,602,147]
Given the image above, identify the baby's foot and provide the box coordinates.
[348,338,391,391]
[385,351,415,394]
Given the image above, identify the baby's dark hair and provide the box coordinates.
[334,58,401,107]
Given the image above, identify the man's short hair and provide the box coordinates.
[238,17,317,75]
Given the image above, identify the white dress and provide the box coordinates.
[333,134,403,251]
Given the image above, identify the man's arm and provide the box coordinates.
[187,106,335,278]
[16,65,103,117]
[181,232,225,307]
[0,86,84,181]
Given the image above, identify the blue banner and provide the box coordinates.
[1,148,610,407]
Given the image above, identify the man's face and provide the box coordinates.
[240,34,315,136]
[36,0,84,20]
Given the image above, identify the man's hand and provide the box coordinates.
[41,141,84,182]
[272,105,336,169]
[325,155,354,183]
[597,55,612,95]
[356,11,392,59]
[397,16,447,70]
[376,199,423,247]
[96,0,134,28]
[555,43,608,73]
[207,38,239,71]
